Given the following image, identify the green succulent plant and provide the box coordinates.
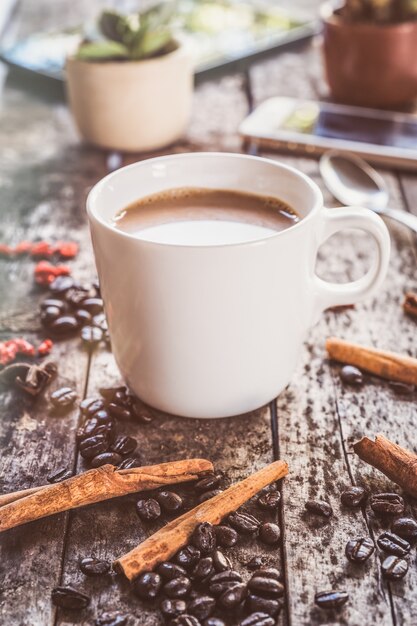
[340,0,417,22]
[75,3,177,62]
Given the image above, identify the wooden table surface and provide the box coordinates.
[1,2,417,625]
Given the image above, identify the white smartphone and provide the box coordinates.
[239,97,417,170]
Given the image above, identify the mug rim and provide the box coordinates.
[86,152,323,250]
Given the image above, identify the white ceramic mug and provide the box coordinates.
[87,153,390,418]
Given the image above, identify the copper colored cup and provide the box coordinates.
[321,2,417,108]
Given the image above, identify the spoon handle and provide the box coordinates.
[380,207,417,234]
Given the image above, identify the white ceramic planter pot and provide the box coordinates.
[66,42,193,152]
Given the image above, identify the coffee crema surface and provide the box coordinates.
[112,187,300,246]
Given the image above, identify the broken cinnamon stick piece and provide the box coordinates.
[403,292,417,320]
[0,459,212,532]
[115,459,288,581]
[326,337,417,385]
[354,434,417,498]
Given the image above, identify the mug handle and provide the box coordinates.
[312,206,390,322]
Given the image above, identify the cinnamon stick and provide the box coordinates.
[354,434,417,498]
[115,459,288,581]
[326,337,417,385]
[0,459,212,532]
[403,292,417,320]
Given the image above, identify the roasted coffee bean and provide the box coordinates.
[171,616,201,626]
[176,545,201,569]
[95,611,128,626]
[80,397,105,416]
[248,576,284,598]
[108,403,132,421]
[81,325,103,345]
[111,435,137,456]
[160,598,187,618]
[212,550,232,572]
[47,467,72,483]
[41,298,66,312]
[377,532,410,557]
[240,613,275,626]
[78,416,114,441]
[340,365,363,385]
[188,595,216,619]
[157,562,187,580]
[118,457,141,469]
[99,385,127,401]
[305,500,333,518]
[41,305,62,326]
[381,555,409,580]
[246,556,269,571]
[228,511,260,534]
[79,557,111,576]
[192,557,214,580]
[219,582,247,609]
[203,619,226,626]
[191,522,216,554]
[79,434,109,459]
[49,275,74,294]
[215,525,238,548]
[259,522,281,545]
[257,490,281,510]
[133,571,162,599]
[370,493,405,516]
[315,590,349,610]
[136,498,161,521]
[198,489,223,503]
[345,537,374,563]
[392,517,417,540]
[389,381,415,396]
[92,312,108,331]
[208,570,242,596]
[50,315,79,335]
[247,594,281,616]
[340,486,367,508]
[164,575,192,599]
[82,297,104,314]
[194,474,222,493]
[66,287,89,308]
[157,490,183,512]
[50,386,77,409]
[251,568,281,581]
[91,452,122,467]
[51,586,90,609]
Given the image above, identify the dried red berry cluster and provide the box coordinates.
[34,261,72,287]
[0,338,53,366]
[0,240,78,259]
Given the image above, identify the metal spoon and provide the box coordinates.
[319,150,417,234]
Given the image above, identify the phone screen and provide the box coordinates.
[280,103,417,150]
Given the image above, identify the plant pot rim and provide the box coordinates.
[320,0,417,31]
[66,37,186,69]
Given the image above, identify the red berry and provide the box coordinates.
[37,339,53,356]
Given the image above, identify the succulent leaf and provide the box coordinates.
[75,40,129,61]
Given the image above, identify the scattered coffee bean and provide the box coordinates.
[389,381,415,395]
[136,498,161,521]
[41,298,66,312]
[198,489,223,503]
[65,286,89,307]
[257,491,281,510]
[204,619,226,626]
[191,522,216,554]
[340,365,363,386]
[80,397,105,416]
[90,451,122,467]
[99,385,127,401]
[82,297,104,314]
[252,568,281,581]
[194,474,222,493]
[41,305,62,326]
[133,571,162,599]
[108,403,132,421]
[75,309,92,326]
[157,490,183,512]
[188,595,216,620]
[212,550,232,572]
[81,325,103,345]
[118,457,141,469]
[247,594,281,616]
[130,401,154,423]
[218,582,247,609]
[111,435,137,456]
[176,545,201,569]
[305,500,333,518]
[315,590,349,610]
[370,493,405,516]
[171,616,201,626]
[95,612,128,626]
[259,522,281,545]
[79,557,111,576]
[47,467,72,483]
[246,556,270,571]
[228,511,261,534]
[157,562,187,580]
[164,576,192,599]
[50,315,79,335]
[391,517,417,540]
[192,557,214,580]
[240,613,275,626]
[215,525,238,548]
[160,598,187,618]
[381,555,409,580]
[340,486,367,508]
[248,576,284,598]
[79,434,109,459]
[345,537,374,563]
[51,586,90,609]
[208,570,242,596]
[50,386,77,409]
[50,275,74,294]
[92,312,108,330]
[377,532,410,557]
